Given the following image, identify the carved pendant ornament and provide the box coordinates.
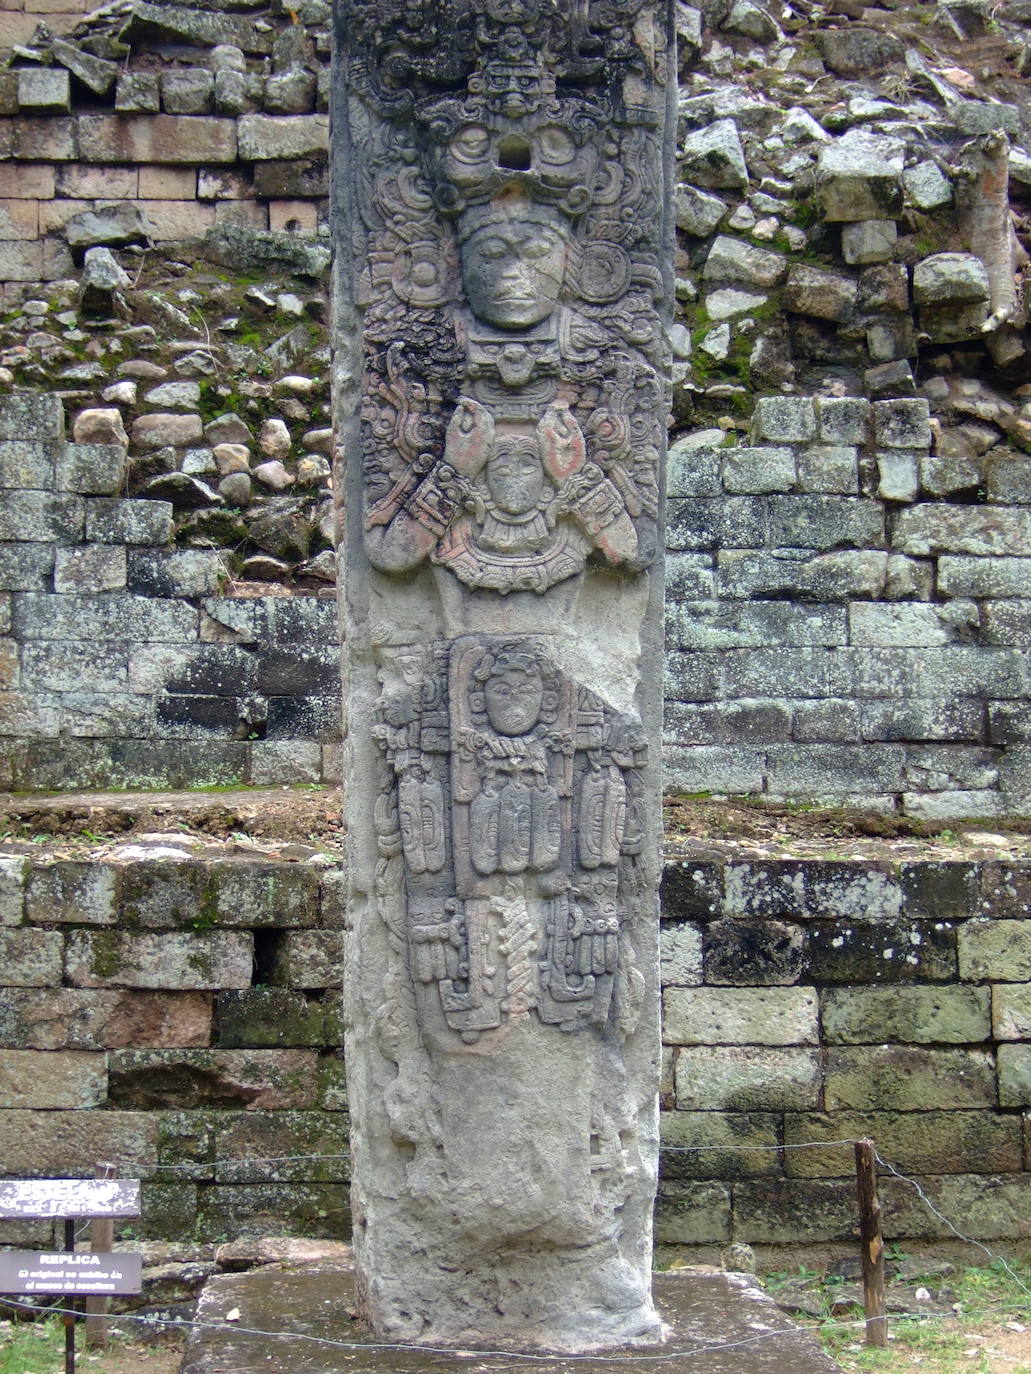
[344,0,669,1047]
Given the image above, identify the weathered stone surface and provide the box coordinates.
[825,1046,996,1111]
[181,1266,842,1371]
[821,986,990,1044]
[237,114,329,160]
[215,988,330,1047]
[0,928,64,986]
[914,252,990,305]
[783,1110,1021,1177]
[665,987,818,1045]
[0,987,212,1049]
[959,918,1031,981]
[338,5,669,1350]
[673,1046,821,1110]
[108,1049,318,1110]
[0,1110,157,1178]
[680,118,748,189]
[65,930,252,989]
[78,116,238,165]
[784,265,857,321]
[703,235,787,287]
[702,917,806,985]
[0,1050,107,1109]
[816,131,904,222]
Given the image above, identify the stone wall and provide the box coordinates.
[0,392,341,789]
[1,845,1028,1248]
[0,0,1029,811]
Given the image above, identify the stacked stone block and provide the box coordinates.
[0,1,330,284]
[659,853,1031,1247]
[0,849,347,1245]
[664,395,1031,816]
[2,846,1029,1248]
[0,392,341,788]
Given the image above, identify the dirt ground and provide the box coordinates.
[2,786,1031,863]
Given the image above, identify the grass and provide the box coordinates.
[0,1313,177,1373]
[764,1259,1031,1373]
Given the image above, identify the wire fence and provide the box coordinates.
[3,1135,1030,1366]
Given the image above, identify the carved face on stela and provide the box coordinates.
[459,196,569,331]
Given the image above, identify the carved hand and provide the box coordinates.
[444,397,495,477]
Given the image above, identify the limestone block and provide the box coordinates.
[214,1111,349,1183]
[268,199,319,235]
[951,100,1020,136]
[237,114,329,160]
[674,184,725,236]
[959,918,1031,981]
[659,922,703,987]
[654,1180,731,1244]
[127,549,226,598]
[0,162,54,199]
[673,1045,821,1110]
[664,986,818,1045]
[659,1111,779,1178]
[879,453,918,502]
[914,252,990,306]
[663,553,714,599]
[12,117,76,161]
[939,557,1031,598]
[796,445,858,494]
[0,987,213,1049]
[721,445,795,493]
[0,544,55,591]
[17,68,70,113]
[814,395,869,445]
[0,198,38,240]
[56,443,127,495]
[84,498,174,546]
[271,930,344,987]
[999,1045,1031,1106]
[903,159,953,210]
[0,856,26,927]
[0,1050,106,1108]
[985,456,1031,506]
[115,74,160,114]
[825,1046,996,1110]
[733,1179,856,1244]
[0,439,58,489]
[767,743,903,795]
[861,698,983,742]
[53,547,127,595]
[660,862,722,922]
[895,506,1031,557]
[702,917,805,985]
[871,398,931,449]
[768,494,884,549]
[0,1109,158,1177]
[882,1173,1031,1242]
[0,928,64,986]
[138,166,196,199]
[664,745,765,793]
[213,863,320,929]
[992,985,1031,1040]
[783,264,858,321]
[161,69,214,116]
[808,919,956,983]
[78,115,237,164]
[793,699,864,743]
[254,158,328,199]
[141,200,217,240]
[822,986,990,1045]
[679,118,747,189]
[0,241,45,281]
[108,1048,318,1109]
[65,930,253,989]
[26,861,118,926]
[264,71,317,116]
[849,603,956,647]
[751,396,816,443]
[0,692,61,737]
[816,131,904,222]
[215,988,329,1048]
[0,491,82,542]
[703,235,787,288]
[841,219,897,265]
[783,1110,1021,1177]
[979,864,1031,919]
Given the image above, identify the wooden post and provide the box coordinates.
[84,1162,115,1350]
[854,1138,887,1347]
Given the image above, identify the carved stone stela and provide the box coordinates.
[335,0,672,1350]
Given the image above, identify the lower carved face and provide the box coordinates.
[486,441,545,515]
[461,218,567,329]
[484,665,544,736]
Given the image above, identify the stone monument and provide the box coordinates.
[333,0,673,1351]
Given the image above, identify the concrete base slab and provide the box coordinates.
[179,1262,841,1373]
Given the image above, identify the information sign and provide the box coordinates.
[0,1180,140,1219]
[0,1252,142,1296]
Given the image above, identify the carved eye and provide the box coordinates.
[475,236,508,260]
[450,126,490,163]
[536,126,575,165]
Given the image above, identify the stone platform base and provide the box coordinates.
[179,1262,841,1373]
